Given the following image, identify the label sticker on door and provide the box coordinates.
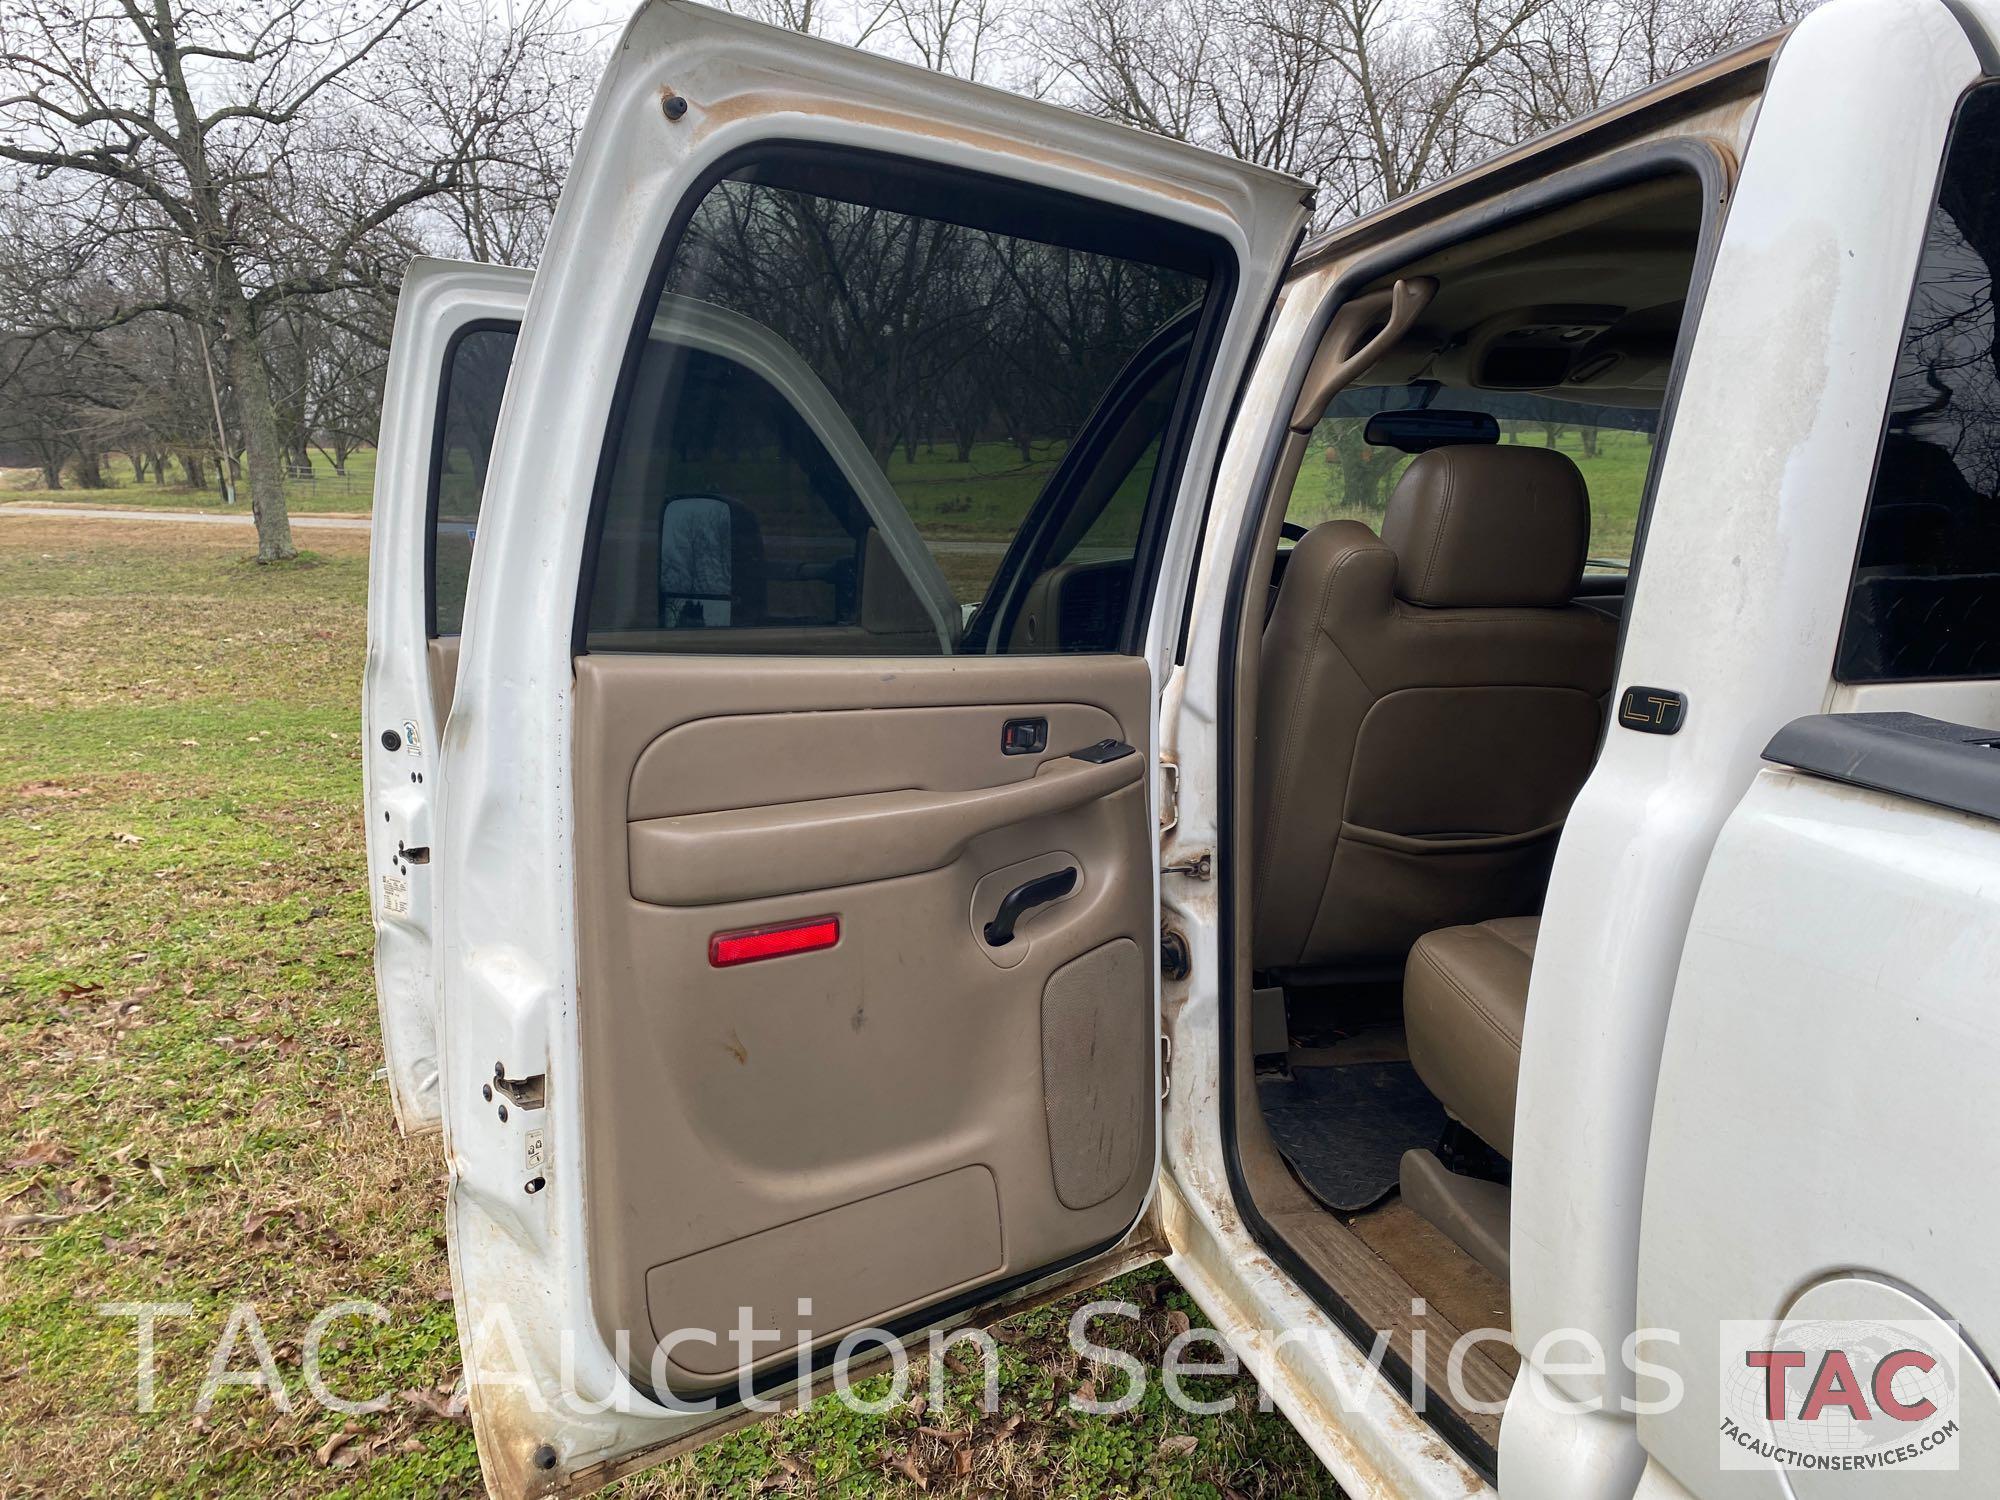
[523,1127,546,1175]
[380,872,410,918]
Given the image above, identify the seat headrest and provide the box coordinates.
[1380,445,1591,608]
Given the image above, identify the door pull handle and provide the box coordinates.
[983,867,1078,946]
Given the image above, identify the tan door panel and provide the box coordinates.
[574,653,1157,1397]
[426,636,459,728]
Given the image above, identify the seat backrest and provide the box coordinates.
[1253,444,1617,977]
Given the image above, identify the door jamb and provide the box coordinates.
[1209,134,1741,1481]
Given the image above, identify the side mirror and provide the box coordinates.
[658,494,761,628]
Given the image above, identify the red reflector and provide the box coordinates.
[709,915,840,968]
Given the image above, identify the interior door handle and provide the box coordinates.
[984,867,1078,946]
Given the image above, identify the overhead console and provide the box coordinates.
[1423,302,1684,396]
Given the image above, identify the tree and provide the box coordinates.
[0,333,88,486]
[1023,0,1810,225]
[0,0,577,559]
[389,0,599,267]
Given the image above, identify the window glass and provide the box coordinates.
[1839,83,2000,682]
[429,324,517,636]
[1285,386,1657,569]
[582,156,1218,654]
[588,341,869,639]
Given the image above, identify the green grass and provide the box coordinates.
[0,517,1344,1498]
[1285,423,1654,563]
[1,447,377,515]
[881,440,1066,538]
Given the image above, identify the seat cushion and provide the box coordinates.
[1404,916,1537,1158]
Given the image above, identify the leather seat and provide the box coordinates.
[1252,444,1616,977]
[1404,916,1536,1157]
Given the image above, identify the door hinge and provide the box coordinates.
[1161,851,1211,880]
[1158,758,1179,837]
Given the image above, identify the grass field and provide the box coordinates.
[1286,424,1654,563]
[0,516,1346,1498]
[0,449,377,515]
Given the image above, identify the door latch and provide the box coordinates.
[1158,758,1180,836]
[486,1062,546,1111]
[395,840,430,867]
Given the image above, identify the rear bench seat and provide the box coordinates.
[1404,916,1537,1159]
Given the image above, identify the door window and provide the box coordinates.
[580,148,1229,655]
[1839,82,2000,682]
[1285,385,1656,570]
[427,323,517,636]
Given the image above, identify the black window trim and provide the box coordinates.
[425,317,521,640]
[569,138,1242,660]
[962,305,1199,652]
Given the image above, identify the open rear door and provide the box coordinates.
[433,4,1309,1494]
[363,258,525,1133]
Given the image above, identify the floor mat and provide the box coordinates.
[1258,1062,1448,1213]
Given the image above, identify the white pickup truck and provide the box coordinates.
[363,0,2000,1494]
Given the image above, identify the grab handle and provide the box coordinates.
[983,867,1078,946]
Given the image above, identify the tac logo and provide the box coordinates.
[1719,1319,1961,1474]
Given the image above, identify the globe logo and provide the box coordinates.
[1721,1318,1959,1472]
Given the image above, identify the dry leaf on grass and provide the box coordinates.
[4,1139,73,1171]
[397,1386,469,1425]
[887,1451,929,1488]
[242,1207,303,1247]
[314,1427,358,1468]
[1158,1434,1199,1458]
